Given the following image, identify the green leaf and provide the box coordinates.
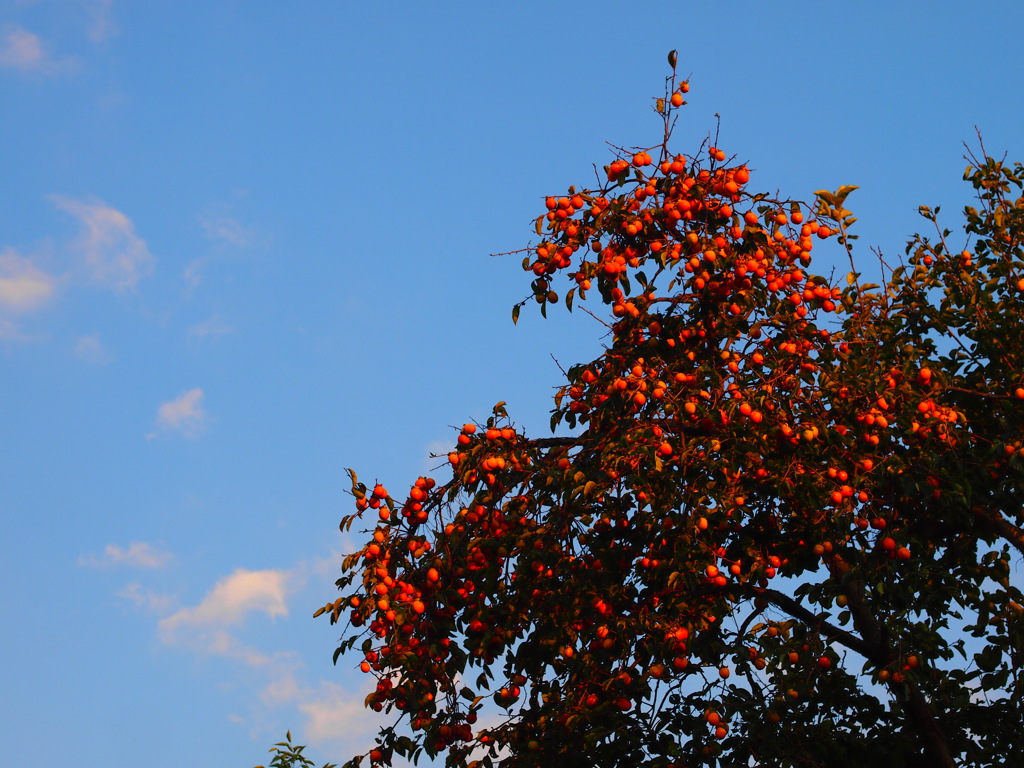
[667,49,678,69]
[512,304,521,325]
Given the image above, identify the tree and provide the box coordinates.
[316,56,1024,768]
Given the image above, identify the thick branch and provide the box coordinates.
[827,554,890,660]
[972,505,1024,557]
[753,587,882,662]
[902,684,958,768]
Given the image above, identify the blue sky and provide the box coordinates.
[2,2,1023,766]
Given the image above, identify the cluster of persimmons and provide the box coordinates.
[316,63,1024,768]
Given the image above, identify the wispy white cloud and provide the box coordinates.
[0,24,44,70]
[117,582,175,613]
[297,683,376,744]
[257,674,382,756]
[79,541,174,569]
[259,668,307,707]
[0,318,29,341]
[51,195,154,291]
[80,0,117,42]
[132,555,375,754]
[301,551,344,584]
[0,248,56,313]
[184,208,268,294]
[153,388,207,438]
[167,568,289,625]
[74,333,113,364]
[158,568,290,666]
[0,24,75,74]
[187,315,232,340]
[201,214,258,248]
[183,258,205,292]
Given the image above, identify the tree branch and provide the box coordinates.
[525,437,581,449]
[901,683,957,768]
[752,587,882,663]
[972,505,1024,557]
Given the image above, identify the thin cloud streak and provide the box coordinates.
[51,195,155,291]
[79,541,173,569]
[117,582,175,613]
[201,214,257,248]
[188,315,233,340]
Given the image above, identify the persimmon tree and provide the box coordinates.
[317,56,1024,768]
